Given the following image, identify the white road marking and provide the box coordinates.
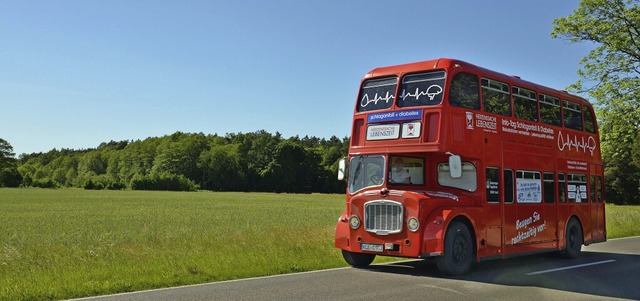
[418,284,467,296]
[526,259,616,276]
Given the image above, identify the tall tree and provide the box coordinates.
[552,0,640,204]
[0,138,15,167]
[0,138,21,187]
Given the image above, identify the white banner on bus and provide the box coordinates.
[366,124,400,140]
[568,184,588,202]
[516,178,542,203]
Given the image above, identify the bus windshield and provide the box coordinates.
[388,156,425,185]
[348,155,385,193]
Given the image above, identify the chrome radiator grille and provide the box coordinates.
[364,200,403,235]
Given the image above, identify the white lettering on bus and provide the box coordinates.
[368,110,420,122]
[567,160,588,171]
[369,126,397,137]
[511,212,546,244]
[557,131,597,156]
[369,112,395,121]
[501,119,554,140]
[475,114,497,131]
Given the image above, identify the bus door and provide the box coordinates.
[542,171,559,242]
[504,152,554,247]
[513,170,549,245]
[503,151,518,248]
[590,164,606,241]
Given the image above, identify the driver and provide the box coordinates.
[390,158,411,184]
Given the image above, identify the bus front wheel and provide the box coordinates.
[342,250,375,267]
[436,221,473,276]
[564,218,583,259]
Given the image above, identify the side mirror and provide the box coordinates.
[448,153,462,179]
[337,158,347,181]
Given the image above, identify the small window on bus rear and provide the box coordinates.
[449,72,480,110]
[481,78,511,116]
[563,101,583,131]
[539,94,562,126]
[583,106,597,134]
[596,176,603,203]
[357,77,398,112]
[438,162,477,191]
[398,71,446,107]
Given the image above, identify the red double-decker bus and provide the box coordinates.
[335,58,606,275]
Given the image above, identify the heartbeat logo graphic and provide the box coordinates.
[400,85,443,101]
[360,92,395,107]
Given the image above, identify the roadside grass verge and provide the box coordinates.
[0,189,638,300]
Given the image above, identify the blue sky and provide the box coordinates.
[0,0,592,155]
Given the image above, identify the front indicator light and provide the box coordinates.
[349,215,361,229]
[408,217,420,232]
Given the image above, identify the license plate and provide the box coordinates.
[360,243,383,252]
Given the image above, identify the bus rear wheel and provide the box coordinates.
[436,221,473,276]
[564,218,583,259]
[342,250,375,267]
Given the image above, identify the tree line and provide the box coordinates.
[0,131,348,193]
[1,126,639,204]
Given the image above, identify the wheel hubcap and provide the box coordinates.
[453,235,467,264]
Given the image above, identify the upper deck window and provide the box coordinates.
[449,72,480,110]
[513,86,538,122]
[481,78,511,116]
[398,71,446,107]
[539,94,562,126]
[563,100,583,131]
[357,77,397,112]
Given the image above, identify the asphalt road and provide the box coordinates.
[73,236,640,301]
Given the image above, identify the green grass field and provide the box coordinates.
[604,204,640,239]
[0,189,638,300]
[0,189,354,300]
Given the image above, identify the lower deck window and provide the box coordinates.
[438,162,477,191]
[516,170,542,203]
[568,174,587,203]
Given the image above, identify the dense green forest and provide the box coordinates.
[1,127,639,204]
[0,131,348,193]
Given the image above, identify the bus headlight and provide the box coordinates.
[349,215,361,229]
[407,217,420,232]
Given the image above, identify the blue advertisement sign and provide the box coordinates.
[367,109,423,123]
